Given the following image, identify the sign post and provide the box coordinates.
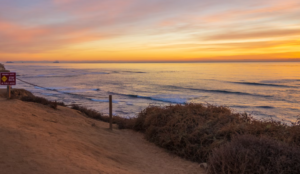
[0,72,16,99]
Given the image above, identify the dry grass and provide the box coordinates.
[69,103,300,166]
[208,134,300,174]
[132,103,300,163]
[11,89,35,99]
[71,104,103,119]
[71,104,135,129]
[0,89,35,99]
[21,96,65,109]
[14,90,300,173]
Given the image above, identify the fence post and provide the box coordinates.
[109,95,113,130]
[7,85,11,99]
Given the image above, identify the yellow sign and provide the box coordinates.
[2,76,7,82]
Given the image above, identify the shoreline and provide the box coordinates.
[4,62,300,123]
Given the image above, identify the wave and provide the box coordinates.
[34,86,97,100]
[109,92,187,104]
[111,71,146,74]
[231,105,275,109]
[164,85,272,98]
[256,106,275,109]
[251,112,278,119]
[230,81,293,88]
[126,102,134,105]
[90,99,118,103]
[122,71,146,74]
[261,79,300,84]
[41,93,57,96]
[34,86,68,90]
[34,86,99,94]
[230,105,250,108]
[115,110,130,115]
[21,71,109,78]
[22,74,78,78]
[86,72,109,75]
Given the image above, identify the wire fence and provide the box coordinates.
[16,78,115,130]
[16,77,108,101]
[15,76,172,110]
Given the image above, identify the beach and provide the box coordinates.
[0,89,204,174]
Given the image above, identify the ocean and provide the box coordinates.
[4,62,300,123]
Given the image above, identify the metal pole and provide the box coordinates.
[7,85,11,99]
[109,95,113,130]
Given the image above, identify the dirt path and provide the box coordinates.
[0,96,205,174]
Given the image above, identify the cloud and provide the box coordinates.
[202,28,300,41]
[0,17,122,53]
[146,39,300,54]
[0,0,300,60]
[200,0,300,23]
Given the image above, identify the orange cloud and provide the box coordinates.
[0,19,47,42]
[1,0,300,61]
[0,21,121,53]
[202,28,300,41]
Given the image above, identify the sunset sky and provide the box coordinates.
[0,0,300,62]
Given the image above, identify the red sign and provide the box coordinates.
[1,72,16,85]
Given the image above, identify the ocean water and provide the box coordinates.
[4,62,300,123]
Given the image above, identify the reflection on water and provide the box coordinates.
[5,62,300,123]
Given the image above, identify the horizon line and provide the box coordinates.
[2,58,300,64]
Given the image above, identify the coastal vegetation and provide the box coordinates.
[69,102,300,174]
[11,89,66,109]
[17,91,300,174]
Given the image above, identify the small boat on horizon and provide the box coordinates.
[6,61,13,63]
[53,61,59,63]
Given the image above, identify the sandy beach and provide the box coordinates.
[0,89,204,174]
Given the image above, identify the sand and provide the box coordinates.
[0,89,205,174]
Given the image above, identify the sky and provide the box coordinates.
[0,0,300,62]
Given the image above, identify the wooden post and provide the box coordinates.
[7,85,11,99]
[109,95,113,130]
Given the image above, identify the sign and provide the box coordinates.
[1,72,16,85]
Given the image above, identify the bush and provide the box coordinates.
[208,135,300,174]
[21,95,65,109]
[132,103,300,162]
[11,89,35,99]
[71,104,103,119]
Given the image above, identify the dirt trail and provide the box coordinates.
[0,93,205,174]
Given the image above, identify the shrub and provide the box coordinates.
[132,103,300,162]
[71,104,103,119]
[11,89,35,99]
[21,95,65,109]
[208,134,300,174]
